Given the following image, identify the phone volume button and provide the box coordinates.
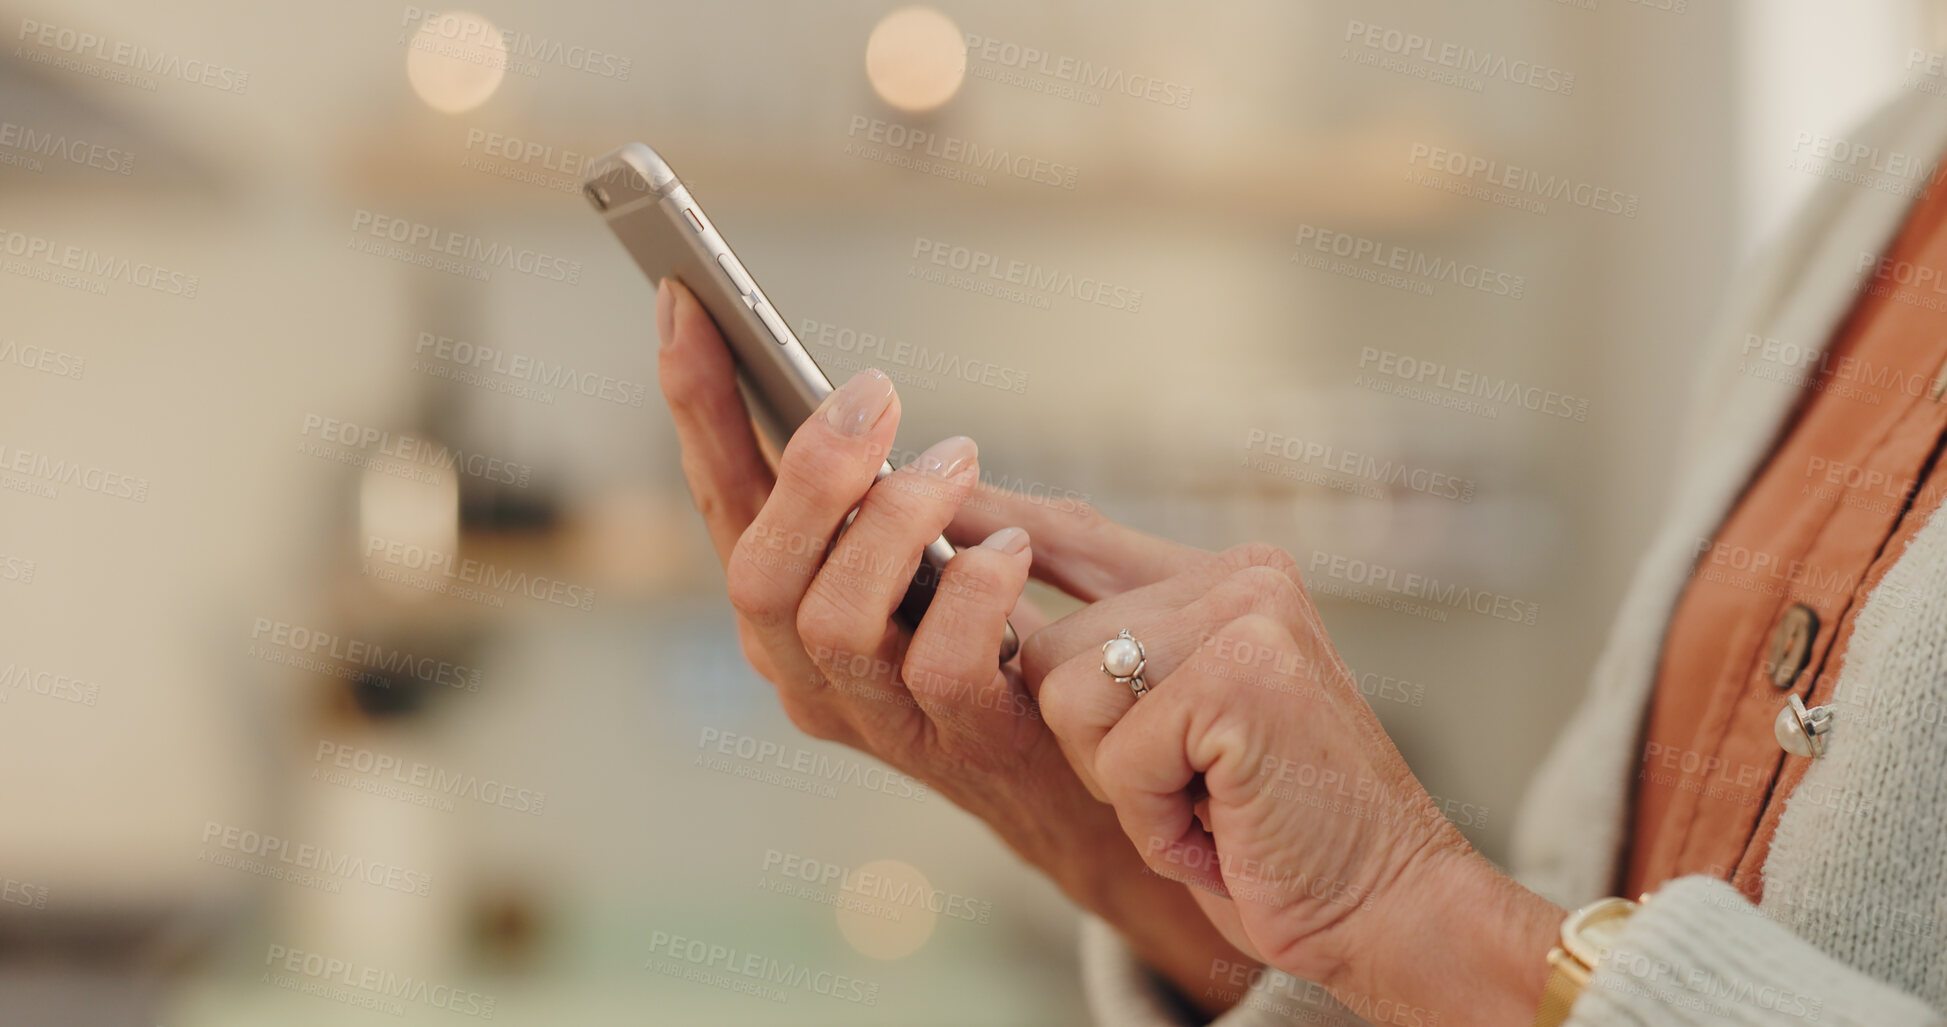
[752,299,793,346]
[715,253,754,295]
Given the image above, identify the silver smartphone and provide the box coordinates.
[584,142,1020,664]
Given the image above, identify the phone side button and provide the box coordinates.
[715,252,755,295]
[752,299,794,346]
[683,207,706,233]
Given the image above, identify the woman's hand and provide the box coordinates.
[653,279,1248,1012]
[1024,543,1566,1026]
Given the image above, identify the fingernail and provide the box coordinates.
[979,526,1029,555]
[655,278,674,348]
[822,368,894,436]
[916,435,977,480]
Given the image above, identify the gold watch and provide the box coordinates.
[1530,896,1640,1027]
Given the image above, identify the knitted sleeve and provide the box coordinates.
[1079,879,1947,1027]
[1564,877,1944,1027]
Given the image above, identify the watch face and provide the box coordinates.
[1563,898,1638,967]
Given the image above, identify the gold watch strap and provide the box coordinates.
[1531,948,1594,1027]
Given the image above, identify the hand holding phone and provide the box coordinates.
[585,142,1019,662]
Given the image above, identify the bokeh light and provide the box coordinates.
[405,9,508,114]
[836,858,939,959]
[864,6,966,113]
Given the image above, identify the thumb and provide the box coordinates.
[944,481,1213,602]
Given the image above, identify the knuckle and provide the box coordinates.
[1018,624,1068,685]
[795,593,881,663]
[777,433,871,507]
[1219,611,1292,650]
[1221,564,1302,610]
[871,469,956,519]
[779,696,846,742]
[1221,541,1300,579]
[904,616,981,695]
[936,556,1012,610]
[725,544,793,627]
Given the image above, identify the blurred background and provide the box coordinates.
[1,0,1942,1023]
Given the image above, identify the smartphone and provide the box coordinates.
[584,142,1020,664]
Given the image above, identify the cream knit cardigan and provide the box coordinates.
[1083,91,1947,1027]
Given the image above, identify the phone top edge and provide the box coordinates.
[582,143,677,217]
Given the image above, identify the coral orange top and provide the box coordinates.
[1624,182,1947,904]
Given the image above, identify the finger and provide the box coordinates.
[724,368,899,715]
[901,527,1036,742]
[1037,561,1309,799]
[656,278,775,564]
[797,435,981,714]
[1093,683,1227,898]
[945,482,1213,602]
[1021,542,1303,687]
[726,367,898,626]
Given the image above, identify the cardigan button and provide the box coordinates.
[1765,604,1819,689]
[1775,693,1834,758]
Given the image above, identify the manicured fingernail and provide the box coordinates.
[979,526,1029,555]
[822,368,894,436]
[916,435,977,480]
[655,278,674,347]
